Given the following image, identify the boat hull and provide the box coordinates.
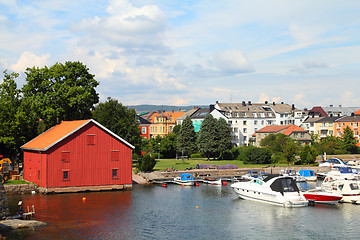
[232,184,308,207]
[303,191,343,205]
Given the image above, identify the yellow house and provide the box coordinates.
[313,117,339,140]
[149,111,185,138]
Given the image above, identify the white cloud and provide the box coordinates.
[213,50,254,75]
[71,0,169,55]
[10,51,50,72]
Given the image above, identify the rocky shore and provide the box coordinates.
[0,219,46,230]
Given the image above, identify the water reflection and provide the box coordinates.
[3,182,360,239]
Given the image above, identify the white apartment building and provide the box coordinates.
[214,101,308,146]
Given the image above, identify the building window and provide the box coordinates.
[243,121,247,125]
[254,120,257,125]
[61,151,70,163]
[63,170,70,181]
[142,127,147,134]
[111,150,119,161]
[301,133,305,138]
[243,128,247,133]
[87,134,95,145]
[294,133,298,138]
[356,123,359,127]
[355,131,359,136]
[170,126,173,132]
[38,170,40,180]
[112,169,118,178]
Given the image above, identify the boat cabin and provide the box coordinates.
[179,173,194,181]
[299,169,316,177]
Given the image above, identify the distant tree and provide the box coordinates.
[318,135,346,155]
[197,114,218,160]
[160,133,178,158]
[22,61,99,132]
[93,97,142,153]
[177,116,197,156]
[240,146,272,164]
[216,118,233,159]
[299,145,317,165]
[172,124,181,135]
[341,126,359,153]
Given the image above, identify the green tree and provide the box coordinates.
[318,135,346,155]
[341,126,358,153]
[177,116,197,157]
[216,118,233,159]
[0,71,38,162]
[22,61,99,132]
[93,97,142,153]
[240,146,272,164]
[137,153,157,172]
[299,145,318,165]
[197,114,218,160]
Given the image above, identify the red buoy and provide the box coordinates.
[195,183,199,186]
[162,183,168,188]
[222,182,228,186]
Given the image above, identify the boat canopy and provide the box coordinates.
[179,173,194,181]
[336,167,357,174]
[270,177,300,195]
[299,170,315,177]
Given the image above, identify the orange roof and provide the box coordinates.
[256,125,307,136]
[22,120,91,151]
[355,109,360,115]
[149,111,186,123]
[283,125,307,135]
[21,119,134,151]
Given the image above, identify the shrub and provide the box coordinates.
[241,146,272,164]
[220,150,234,160]
[190,153,203,158]
[136,153,157,172]
[271,152,287,164]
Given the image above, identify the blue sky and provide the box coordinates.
[1,0,360,108]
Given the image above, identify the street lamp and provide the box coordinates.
[158,143,161,159]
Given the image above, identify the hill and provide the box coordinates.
[127,104,209,113]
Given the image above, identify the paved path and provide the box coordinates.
[132,173,148,184]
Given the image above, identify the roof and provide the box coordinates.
[255,125,307,136]
[21,119,135,151]
[308,106,328,117]
[176,108,198,121]
[191,108,210,119]
[150,111,186,122]
[303,116,325,123]
[335,115,360,122]
[354,109,360,115]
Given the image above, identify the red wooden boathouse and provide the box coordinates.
[21,119,134,193]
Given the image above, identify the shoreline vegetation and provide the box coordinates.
[144,154,360,172]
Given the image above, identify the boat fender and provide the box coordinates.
[162,183,168,188]
[195,183,199,186]
[222,182,228,186]
[308,200,315,206]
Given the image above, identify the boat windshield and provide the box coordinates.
[350,183,359,190]
[270,177,299,195]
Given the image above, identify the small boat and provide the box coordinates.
[173,173,195,186]
[231,174,308,207]
[321,178,360,204]
[303,189,343,205]
[319,167,358,181]
[319,158,348,168]
[280,169,306,182]
[298,169,317,181]
[202,177,222,185]
[241,170,263,181]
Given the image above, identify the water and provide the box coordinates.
[3,182,360,240]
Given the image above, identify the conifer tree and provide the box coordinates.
[216,118,233,159]
[177,116,197,157]
[198,114,218,160]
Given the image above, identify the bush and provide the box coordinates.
[219,150,234,160]
[136,153,157,172]
[190,153,203,158]
[271,152,287,164]
[241,146,272,164]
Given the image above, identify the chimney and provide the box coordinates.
[281,102,284,104]
[216,101,219,104]
[248,101,252,105]
[209,104,215,112]
[265,101,268,104]
[273,102,276,105]
[242,101,246,106]
[292,104,295,110]
[330,105,333,107]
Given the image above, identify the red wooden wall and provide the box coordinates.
[23,122,133,188]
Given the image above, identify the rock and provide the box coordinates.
[0,219,46,230]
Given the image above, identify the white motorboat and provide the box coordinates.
[173,173,195,186]
[321,178,360,204]
[202,177,222,185]
[241,170,263,181]
[231,174,308,207]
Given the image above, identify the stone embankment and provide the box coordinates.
[4,184,38,194]
[138,166,331,184]
[0,219,46,230]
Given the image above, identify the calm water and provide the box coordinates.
[3,182,360,240]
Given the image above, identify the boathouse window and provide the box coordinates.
[87,134,95,145]
[111,150,119,161]
[61,151,70,163]
[112,169,118,178]
[63,170,70,181]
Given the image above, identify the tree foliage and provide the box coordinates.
[136,153,157,172]
[197,115,220,160]
[177,116,197,156]
[216,118,233,159]
[341,126,358,153]
[240,146,272,164]
[92,97,142,153]
[22,61,99,131]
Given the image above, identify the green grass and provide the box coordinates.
[4,179,29,185]
[153,158,290,171]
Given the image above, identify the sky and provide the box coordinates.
[1,0,360,109]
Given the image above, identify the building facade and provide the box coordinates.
[21,119,134,193]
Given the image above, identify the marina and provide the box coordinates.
[2,179,360,239]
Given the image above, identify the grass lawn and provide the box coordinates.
[4,179,29,185]
[153,158,290,171]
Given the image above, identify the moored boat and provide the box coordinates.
[231,174,308,207]
[298,169,317,181]
[303,189,343,205]
[321,178,360,204]
[173,173,195,186]
[202,177,222,185]
[241,170,263,181]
